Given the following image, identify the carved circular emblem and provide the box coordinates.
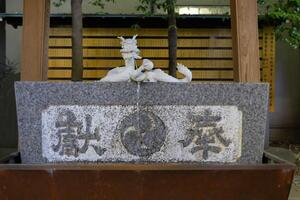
[118,111,166,157]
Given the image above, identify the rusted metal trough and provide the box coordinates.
[0,158,295,200]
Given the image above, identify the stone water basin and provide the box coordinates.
[15,82,269,164]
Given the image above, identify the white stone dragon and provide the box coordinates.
[100,35,192,83]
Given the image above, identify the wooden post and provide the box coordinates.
[21,0,50,81]
[71,0,83,81]
[230,0,260,82]
[167,0,177,78]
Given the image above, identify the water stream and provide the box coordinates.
[136,82,141,135]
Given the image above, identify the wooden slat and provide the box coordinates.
[49,60,271,71]
[49,59,234,69]
[49,49,235,58]
[49,48,263,59]
[48,69,71,78]
[49,38,264,48]
[48,69,233,80]
[50,28,233,37]
[49,38,233,48]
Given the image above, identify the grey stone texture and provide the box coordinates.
[41,105,242,163]
[15,82,269,164]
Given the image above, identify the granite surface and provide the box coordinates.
[15,82,269,164]
[41,105,242,163]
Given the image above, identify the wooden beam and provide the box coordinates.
[21,0,50,81]
[230,0,260,82]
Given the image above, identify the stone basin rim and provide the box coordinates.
[15,81,268,86]
[0,163,295,171]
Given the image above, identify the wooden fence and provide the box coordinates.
[48,27,275,111]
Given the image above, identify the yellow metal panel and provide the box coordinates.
[48,69,71,78]
[49,49,235,58]
[49,38,263,48]
[50,28,263,37]
[48,68,233,80]
[262,26,276,112]
[49,38,72,46]
[48,49,72,57]
[177,70,233,79]
[49,49,262,59]
[50,28,233,37]
[82,69,233,79]
[48,59,72,68]
[83,70,108,78]
[48,59,234,69]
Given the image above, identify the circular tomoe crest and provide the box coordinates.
[118,110,166,157]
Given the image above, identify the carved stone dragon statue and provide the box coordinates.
[100,35,192,83]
